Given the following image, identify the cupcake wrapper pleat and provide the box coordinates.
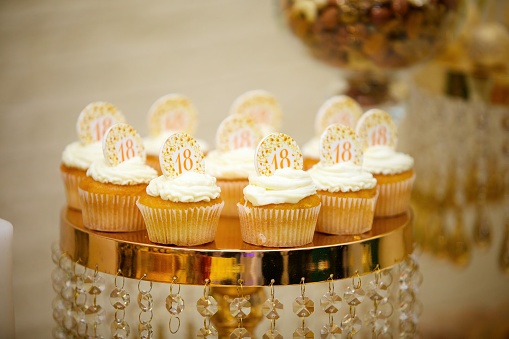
[375,174,416,217]
[79,189,145,232]
[137,201,224,246]
[237,203,320,247]
[316,192,378,235]
[61,171,83,210]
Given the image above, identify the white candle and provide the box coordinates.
[0,218,14,338]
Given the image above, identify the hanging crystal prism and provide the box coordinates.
[230,296,251,319]
[110,270,130,339]
[292,278,314,338]
[262,296,283,320]
[344,285,365,307]
[197,324,218,339]
[137,276,153,339]
[230,327,251,339]
[341,311,362,335]
[110,318,130,339]
[166,293,185,316]
[263,328,283,339]
[320,290,341,314]
[228,279,251,338]
[320,315,342,339]
[197,279,219,339]
[399,254,423,337]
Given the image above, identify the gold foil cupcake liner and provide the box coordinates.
[137,201,224,246]
[236,203,320,247]
[216,179,248,218]
[316,191,378,235]
[78,189,145,232]
[61,171,84,210]
[375,174,416,217]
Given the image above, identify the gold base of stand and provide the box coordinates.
[210,286,266,338]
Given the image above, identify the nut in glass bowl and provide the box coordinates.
[280,0,465,106]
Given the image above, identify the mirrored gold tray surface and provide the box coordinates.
[60,207,413,286]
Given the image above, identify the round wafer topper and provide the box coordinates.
[315,95,363,135]
[147,94,197,137]
[102,123,146,166]
[355,109,397,151]
[159,132,205,178]
[255,133,303,176]
[76,101,126,145]
[215,115,263,153]
[319,124,362,166]
[230,90,282,132]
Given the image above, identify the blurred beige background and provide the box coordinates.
[1,0,508,338]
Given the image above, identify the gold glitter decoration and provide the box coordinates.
[355,108,397,151]
[255,132,303,176]
[102,123,146,167]
[319,124,362,166]
[315,95,363,135]
[215,115,263,153]
[147,94,197,137]
[230,90,282,131]
[160,132,205,178]
[76,101,126,145]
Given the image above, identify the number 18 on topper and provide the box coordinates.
[77,101,126,145]
[103,123,146,166]
[355,108,397,150]
[215,115,263,153]
[255,133,303,176]
[319,124,362,166]
[159,132,205,178]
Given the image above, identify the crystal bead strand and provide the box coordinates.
[138,274,154,339]
[82,265,106,338]
[229,279,252,339]
[196,279,219,339]
[366,266,394,338]
[398,254,423,338]
[73,260,87,337]
[341,271,365,336]
[293,277,314,339]
[110,270,130,339]
[261,279,283,339]
[51,245,74,338]
[320,274,342,338]
[166,276,184,335]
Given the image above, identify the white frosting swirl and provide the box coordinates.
[308,161,377,193]
[204,148,256,179]
[143,131,209,156]
[243,168,317,206]
[146,171,221,202]
[362,145,414,175]
[301,136,320,159]
[87,157,158,185]
[61,141,103,170]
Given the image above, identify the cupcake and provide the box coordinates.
[237,133,321,247]
[137,132,224,246]
[60,102,126,210]
[204,114,263,217]
[143,94,209,173]
[356,109,415,217]
[308,124,378,235]
[302,95,362,170]
[229,89,282,137]
[79,123,157,232]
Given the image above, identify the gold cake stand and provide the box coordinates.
[58,207,414,337]
[59,207,413,286]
